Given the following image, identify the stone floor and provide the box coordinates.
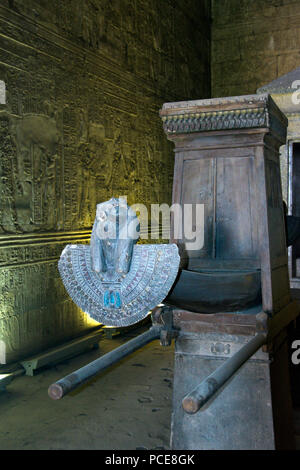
[0,324,299,450]
[0,325,174,450]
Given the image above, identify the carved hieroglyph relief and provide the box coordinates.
[0,112,61,232]
[0,0,211,363]
[10,114,60,231]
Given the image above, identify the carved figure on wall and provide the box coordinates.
[78,118,108,225]
[9,113,60,231]
[58,198,180,326]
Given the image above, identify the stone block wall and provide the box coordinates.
[0,0,211,363]
[212,0,300,97]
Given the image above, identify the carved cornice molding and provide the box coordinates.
[0,230,91,248]
[160,94,288,144]
[0,227,168,268]
[0,231,92,268]
[161,107,268,134]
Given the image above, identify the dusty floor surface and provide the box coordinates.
[0,325,174,450]
[0,324,299,450]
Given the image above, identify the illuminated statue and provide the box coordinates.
[90,198,140,309]
[58,198,180,326]
[90,198,139,275]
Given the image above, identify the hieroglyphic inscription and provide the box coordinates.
[0,0,210,363]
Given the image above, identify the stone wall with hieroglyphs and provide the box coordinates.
[0,1,211,363]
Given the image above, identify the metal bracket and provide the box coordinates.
[152,306,178,347]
